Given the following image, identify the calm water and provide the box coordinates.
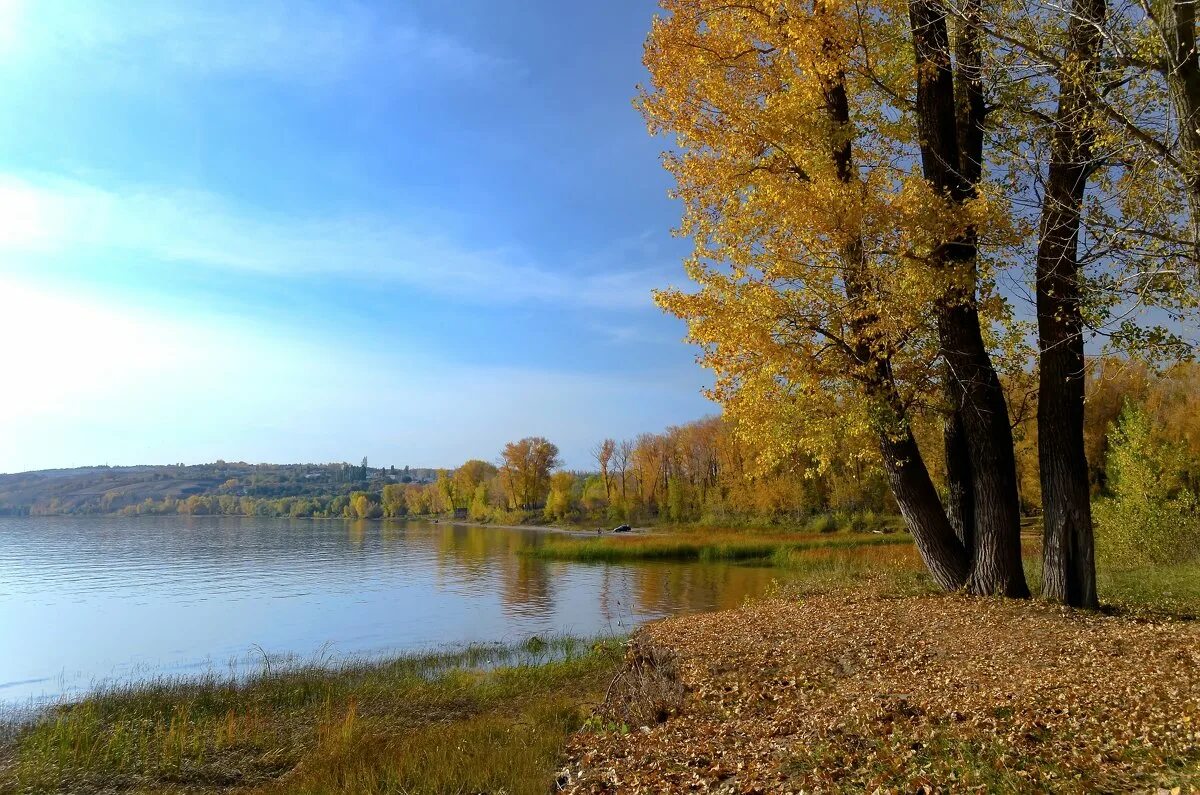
[0,516,778,704]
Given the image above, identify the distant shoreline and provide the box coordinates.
[5,512,654,536]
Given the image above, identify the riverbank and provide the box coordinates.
[0,637,622,795]
[561,592,1200,793]
[4,534,1197,793]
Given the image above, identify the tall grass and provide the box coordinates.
[529,529,913,565]
[0,637,621,795]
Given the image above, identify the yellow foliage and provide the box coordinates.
[640,0,1019,468]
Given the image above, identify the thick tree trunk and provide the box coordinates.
[816,30,970,590]
[909,0,1029,596]
[943,383,976,552]
[942,0,982,557]
[1150,0,1200,261]
[878,411,972,590]
[1037,0,1104,608]
[944,308,1029,596]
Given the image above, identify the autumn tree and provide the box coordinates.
[950,0,1200,604]
[381,483,407,517]
[435,469,460,512]
[404,482,431,516]
[349,491,375,520]
[498,437,561,509]
[1021,0,1107,607]
[454,459,498,505]
[614,439,633,506]
[904,0,1030,596]
[544,471,579,521]
[642,0,1012,590]
[592,439,616,500]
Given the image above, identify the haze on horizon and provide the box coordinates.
[0,0,712,474]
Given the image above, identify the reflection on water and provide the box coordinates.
[0,516,780,703]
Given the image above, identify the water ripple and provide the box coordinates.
[0,515,778,703]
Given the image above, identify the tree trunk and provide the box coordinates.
[1037,0,1104,608]
[880,413,972,590]
[816,34,971,590]
[909,0,1030,596]
[943,382,976,552]
[1150,0,1200,262]
[942,0,982,557]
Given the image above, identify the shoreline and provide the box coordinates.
[0,636,624,794]
[4,511,663,536]
[10,591,1199,793]
[438,519,657,536]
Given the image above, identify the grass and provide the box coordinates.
[0,637,623,795]
[767,541,938,596]
[1098,560,1200,615]
[532,524,1200,614]
[529,527,914,565]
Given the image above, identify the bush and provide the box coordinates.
[806,513,840,534]
[1094,401,1200,566]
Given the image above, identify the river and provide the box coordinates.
[0,515,779,704]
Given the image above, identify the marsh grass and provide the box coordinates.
[0,636,622,795]
[768,542,939,597]
[529,528,913,565]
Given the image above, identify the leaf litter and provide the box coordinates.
[560,593,1200,793]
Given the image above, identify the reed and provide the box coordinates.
[0,636,622,795]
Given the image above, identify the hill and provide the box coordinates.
[0,462,439,516]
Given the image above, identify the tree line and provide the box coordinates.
[47,358,1196,576]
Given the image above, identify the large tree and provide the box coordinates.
[499,437,561,509]
[1029,0,1106,607]
[642,0,1007,590]
[643,0,1200,603]
[959,0,1200,605]
[907,0,1029,595]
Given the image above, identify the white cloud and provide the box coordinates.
[0,173,666,309]
[0,0,509,85]
[0,174,662,307]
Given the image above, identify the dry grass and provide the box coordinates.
[0,637,622,795]
[589,641,686,732]
[562,593,1200,793]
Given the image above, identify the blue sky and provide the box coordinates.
[0,0,714,473]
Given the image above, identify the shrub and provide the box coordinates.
[1094,401,1200,566]
[806,513,840,534]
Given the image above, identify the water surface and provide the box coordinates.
[0,516,778,703]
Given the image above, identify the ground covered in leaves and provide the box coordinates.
[562,594,1200,793]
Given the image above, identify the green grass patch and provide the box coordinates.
[529,529,913,565]
[0,636,622,795]
[1097,560,1200,616]
[1023,541,1200,616]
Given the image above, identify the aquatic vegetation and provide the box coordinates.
[0,637,622,795]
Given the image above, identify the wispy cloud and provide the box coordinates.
[0,173,668,309]
[0,1,510,85]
